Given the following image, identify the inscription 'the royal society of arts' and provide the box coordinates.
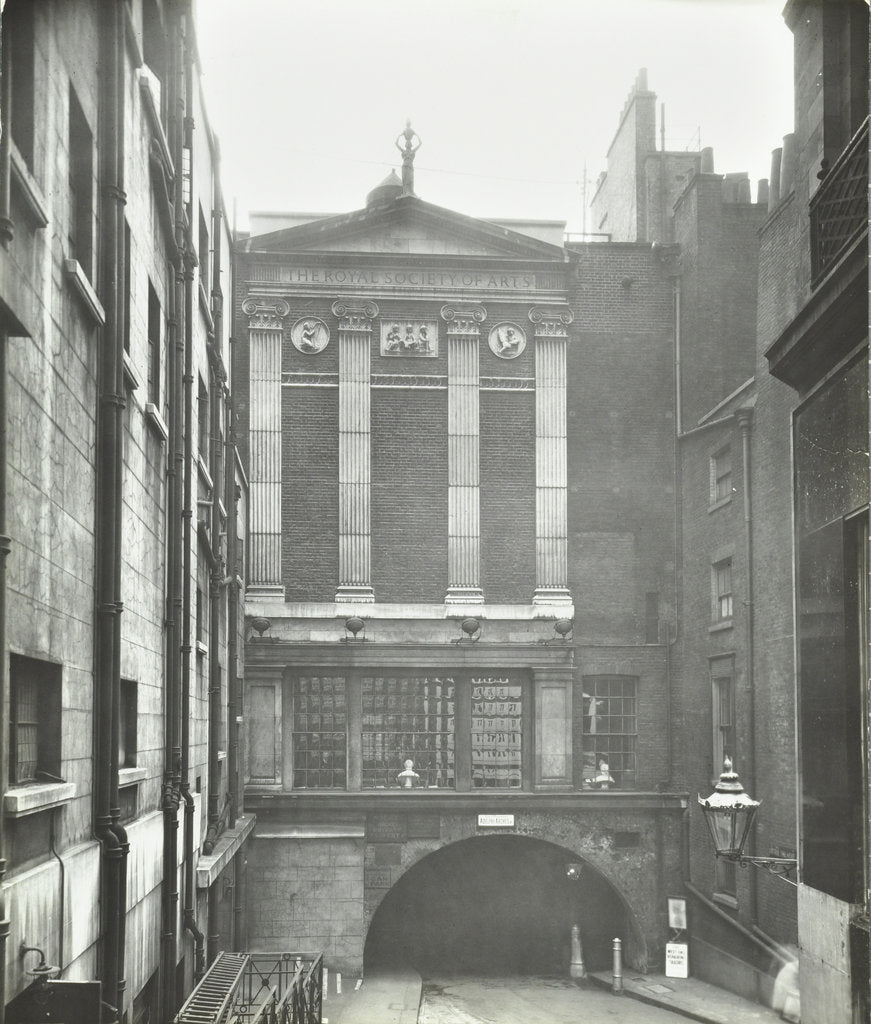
[278,267,544,290]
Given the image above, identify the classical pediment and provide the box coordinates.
[247,196,567,262]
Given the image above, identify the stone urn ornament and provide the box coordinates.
[397,759,419,789]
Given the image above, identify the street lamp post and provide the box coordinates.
[698,758,797,883]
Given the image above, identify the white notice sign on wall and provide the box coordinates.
[665,942,689,978]
[477,814,515,828]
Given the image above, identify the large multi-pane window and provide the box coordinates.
[471,677,522,788]
[292,675,347,788]
[285,670,529,791]
[362,675,454,789]
[581,675,637,788]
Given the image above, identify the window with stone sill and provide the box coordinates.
[5,0,36,172]
[714,857,738,902]
[68,83,94,279]
[712,558,733,624]
[9,654,61,786]
[711,658,735,781]
[147,279,162,407]
[119,678,137,769]
[709,445,732,507]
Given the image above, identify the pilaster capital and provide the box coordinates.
[332,298,379,331]
[242,297,289,330]
[528,306,574,338]
[440,303,487,337]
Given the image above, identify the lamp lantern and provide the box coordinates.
[698,758,797,882]
[698,757,759,859]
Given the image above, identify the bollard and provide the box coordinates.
[336,972,342,995]
[611,937,623,995]
[570,924,587,981]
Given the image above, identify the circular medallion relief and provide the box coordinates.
[291,317,330,354]
[488,322,527,359]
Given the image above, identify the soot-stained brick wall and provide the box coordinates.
[282,387,339,601]
[371,388,448,602]
[480,390,536,602]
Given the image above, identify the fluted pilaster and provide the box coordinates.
[334,298,379,603]
[531,306,573,606]
[442,304,486,604]
[244,298,288,598]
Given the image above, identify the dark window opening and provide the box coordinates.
[6,0,36,169]
[68,84,93,276]
[119,678,137,769]
[147,281,161,405]
[9,655,61,785]
[645,591,659,643]
[198,377,210,463]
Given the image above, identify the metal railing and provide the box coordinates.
[809,117,868,285]
[173,951,323,1024]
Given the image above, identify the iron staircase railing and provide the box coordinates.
[173,951,324,1024]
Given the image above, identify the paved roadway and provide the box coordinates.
[417,974,692,1024]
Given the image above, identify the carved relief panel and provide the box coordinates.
[380,319,439,357]
[488,321,527,359]
[290,316,330,354]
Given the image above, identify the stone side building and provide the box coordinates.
[0,2,250,1021]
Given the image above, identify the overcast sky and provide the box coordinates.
[195,0,794,234]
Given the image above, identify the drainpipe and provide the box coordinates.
[179,8,206,980]
[207,883,220,964]
[204,181,226,857]
[0,331,8,1024]
[738,407,759,925]
[93,2,126,1013]
[668,259,682,793]
[0,55,11,1024]
[0,6,13,248]
[0,20,14,1016]
[103,5,129,1007]
[161,5,186,1019]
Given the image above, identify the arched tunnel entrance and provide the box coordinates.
[364,835,633,976]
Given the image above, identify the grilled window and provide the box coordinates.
[9,656,61,785]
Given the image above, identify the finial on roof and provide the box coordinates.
[395,119,421,197]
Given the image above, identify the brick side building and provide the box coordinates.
[0,2,250,1021]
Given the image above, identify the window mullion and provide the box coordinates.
[455,673,471,791]
[347,671,362,791]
